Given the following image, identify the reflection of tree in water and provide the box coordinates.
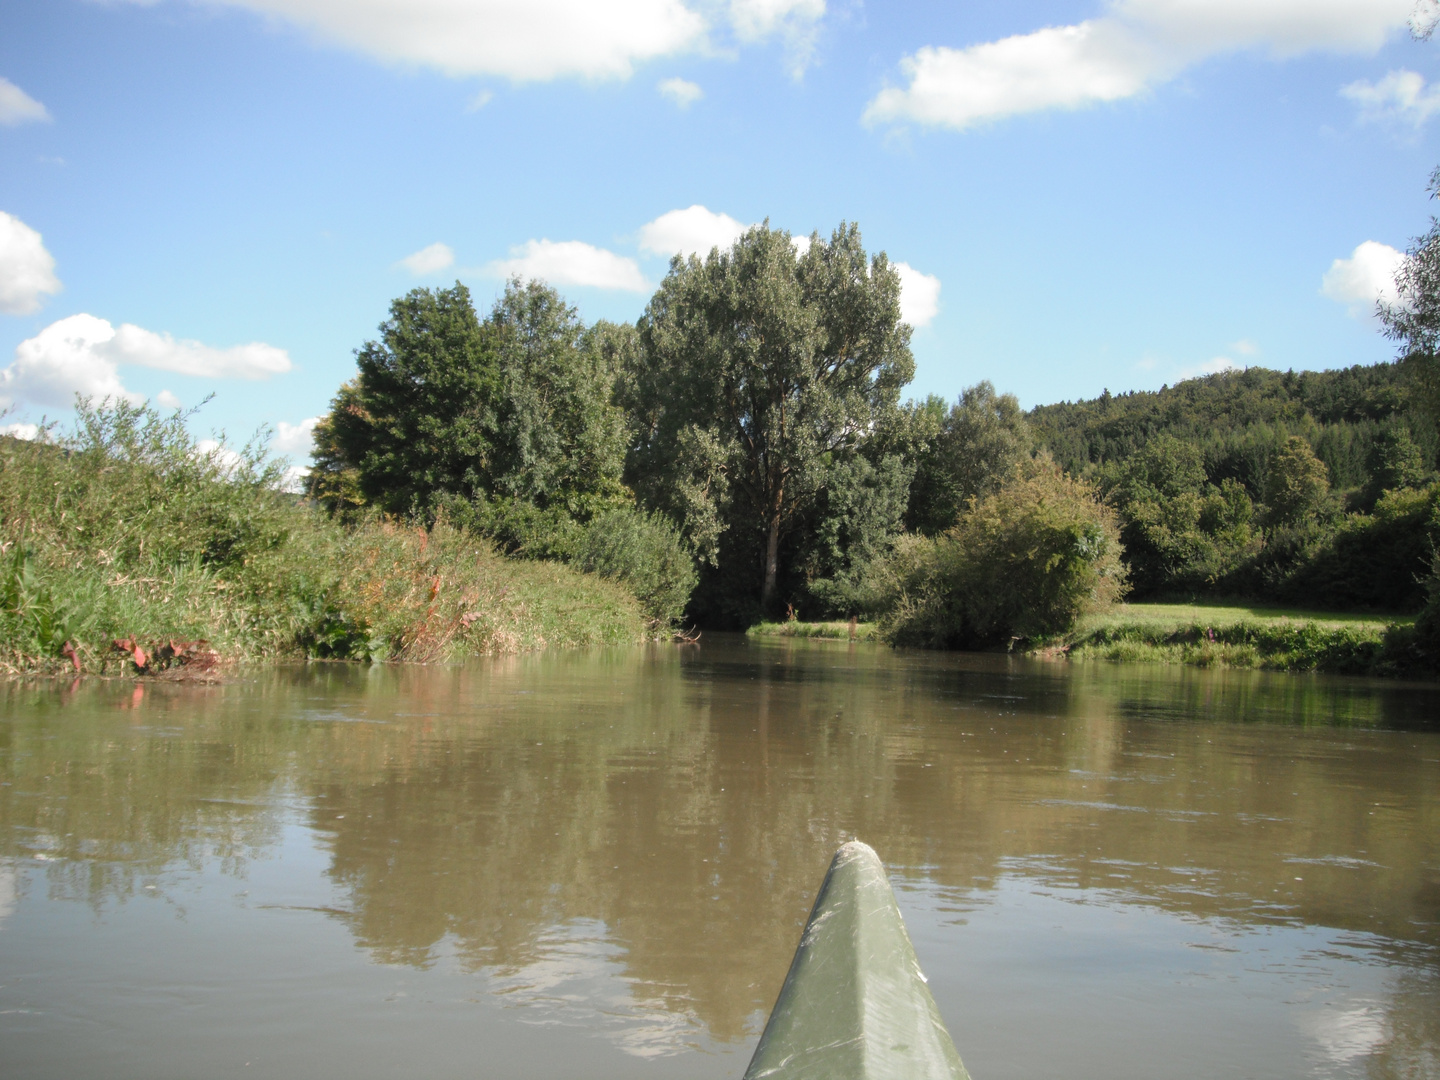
[312,646,1440,1045]
[1,645,1438,1055]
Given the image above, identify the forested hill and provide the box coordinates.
[1028,363,1436,492]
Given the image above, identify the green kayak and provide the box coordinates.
[743,841,971,1080]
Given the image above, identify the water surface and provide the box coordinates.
[1,637,1437,1079]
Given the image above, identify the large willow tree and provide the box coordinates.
[627,222,914,615]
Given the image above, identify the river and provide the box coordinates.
[1,636,1437,1079]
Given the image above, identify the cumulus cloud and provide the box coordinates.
[1342,70,1440,128]
[0,211,62,315]
[274,416,321,456]
[0,315,144,409]
[894,261,941,328]
[156,389,182,410]
[104,323,292,379]
[865,0,1413,130]
[487,239,650,291]
[638,205,750,259]
[150,0,706,82]
[0,314,293,410]
[658,76,703,107]
[399,241,456,275]
[1322,240,1404,318]
[0,422,42,441]
[0,77,50,126]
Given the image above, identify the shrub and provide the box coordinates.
[572,507,697,625]
[877,460,1127,649]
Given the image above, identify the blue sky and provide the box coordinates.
[2,0,1438,465]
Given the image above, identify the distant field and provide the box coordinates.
[1082,602,1413,634]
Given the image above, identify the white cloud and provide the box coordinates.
[156,0,707,82]
[1322,240,1404,318]
[729,0,823,40]
[1180,355,1244,378]
[487,239,650,291]
[0,211,62,315]
[730,0,825,75]
[0,422,41,441]
[105,322,292,379]
[638,205,750,259]
[1342,70,1440,128]
[894,261,941,328]
[156,390,182,410]
[399,241,456,275]
[466,89,495,111]
[0,77,50,126]
[864,0,1413,130]
[790,234,812,257]
[0,314,292,410]
[1231,338,1259,356]
[0,314,143,409]
[658,76,703,107]
[274,416,321,456]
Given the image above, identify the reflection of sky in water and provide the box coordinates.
[484,918,711,1058]
[0,861,16,927]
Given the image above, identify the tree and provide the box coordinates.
[308,281,632,549]
[1380,167,1440,435]
[1267,435,1332,527]
[478,281,632,548]
[1363,427,1428,507]
[627,222,914,615]
[906,381,1033,535]
[309,283,499,516]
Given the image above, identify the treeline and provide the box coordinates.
[1028,365,1440,610]
[309,224,1127,650]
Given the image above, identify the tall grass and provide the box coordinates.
[0,401,646,676]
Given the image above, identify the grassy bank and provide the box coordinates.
[1061,602,1420,676]
[0,404,648,678]
[746,619,879,641]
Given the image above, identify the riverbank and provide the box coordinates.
[747,602,1436,678]
[0,407,649,679]
[1060,602,1421,676]
[745,619,879,641]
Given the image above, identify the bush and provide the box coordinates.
[875,460,1127,649]
[572,507,697,625]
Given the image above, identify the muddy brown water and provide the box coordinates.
[1,636,1437,1079]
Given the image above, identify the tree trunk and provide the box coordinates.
[761,500,782,613]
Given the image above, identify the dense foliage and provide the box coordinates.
[1027,365,1439,612]
[0,402,647,674]
[295,211,1436,662]
[868,460,1126,649]
[625,222,916,623]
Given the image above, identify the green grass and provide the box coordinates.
[1081,601,1411,634]
[0,402,649,677]
[746,620,879,641]
[1060,601,1418,676]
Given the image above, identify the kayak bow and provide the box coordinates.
[743,841,971,1080]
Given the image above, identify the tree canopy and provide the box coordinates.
[627,221,914,617]
[307,280,630,549]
